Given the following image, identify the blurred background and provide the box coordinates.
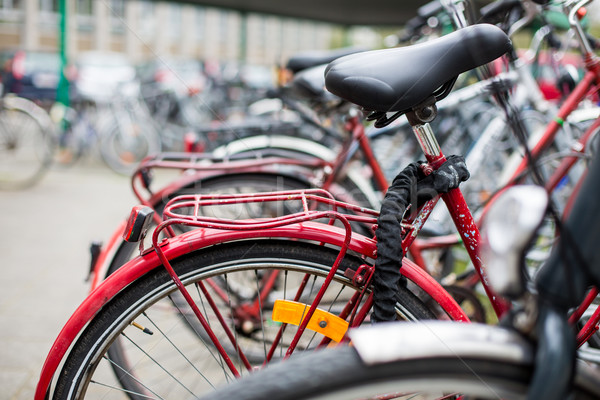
[1,1,598,109]
[1,0,597,165]
[1,1,600,399]
[0,0,473,72]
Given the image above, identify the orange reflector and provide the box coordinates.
[272,300,349,342]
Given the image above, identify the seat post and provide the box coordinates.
[405,99,445,167]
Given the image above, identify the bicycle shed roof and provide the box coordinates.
[170,0,431,26]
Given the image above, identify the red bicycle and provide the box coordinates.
[36,2,600,399]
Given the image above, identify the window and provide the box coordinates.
[0,0,22,21]
[39,0,58,25]
[218,9,228,44]
[109,0,125,33]
[168,3,181,39]
[138,0,156,38]
[39,0,58,13]
[76,0,93,31]
[76,0,91,15]
[195,6,205,40]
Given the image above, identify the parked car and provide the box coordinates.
[136,57,206,96]
[0,49,62,104]
[71,51,139,103]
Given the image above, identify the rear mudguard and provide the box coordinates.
[350,321,533,366]
[36,222,468,400]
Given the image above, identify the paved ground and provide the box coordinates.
[0,160,137,400]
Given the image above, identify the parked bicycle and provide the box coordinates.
[34,21,518,400]
[0,94,56,190]
[52,85,162,176]
[35,1,600,399]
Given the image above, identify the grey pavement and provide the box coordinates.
[0,160,137,399]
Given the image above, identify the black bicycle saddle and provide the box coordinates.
[290,64,328,99]
[324,24,512,113]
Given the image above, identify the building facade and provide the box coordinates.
[0,0,339,65]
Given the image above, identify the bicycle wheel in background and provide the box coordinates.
[104,172,312,277]
[0,95,56,190]
[104,171,374,282]
[98,116,162,176]
[53,240,435,400]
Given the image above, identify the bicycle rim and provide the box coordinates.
[99,120,161,175]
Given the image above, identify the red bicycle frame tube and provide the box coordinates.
[567,286,600,347]
[352,116,390,192]
[409,120,510,318]
[320,115,389,195]
[543,117,600,193]
[506,58,600,188]
[35,221,467,400]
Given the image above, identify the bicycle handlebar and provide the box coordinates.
[480,0,522,24]
[566,0,596,55]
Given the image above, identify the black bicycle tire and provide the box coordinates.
[199,344,600,400]
[55,240,435,399]
[0,99,55,190]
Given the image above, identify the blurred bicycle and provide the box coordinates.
[0,94,56,190]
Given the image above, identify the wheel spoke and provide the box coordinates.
[142,311,217,389]
[255,270,269,361]
[120,332,198,397]
[103,354,163,399]
[169,294,235,382]
[89,379,163,400]
[196,279,253,371]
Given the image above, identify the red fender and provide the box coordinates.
[35,222,468,399]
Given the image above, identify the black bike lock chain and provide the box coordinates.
[372,155,470,323]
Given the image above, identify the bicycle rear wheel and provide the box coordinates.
[53,240,434,399]
[0,96,55,189]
